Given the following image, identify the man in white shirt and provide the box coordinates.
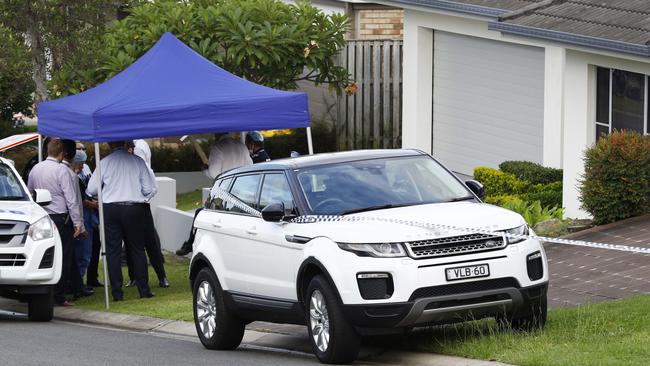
[87,141,158,301]
[205,133,252,180]
[176,133,252,256]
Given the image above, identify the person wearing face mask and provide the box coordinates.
[27,139,84,306]
[245,131,270,163]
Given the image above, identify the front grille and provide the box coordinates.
[405,233,505,259]
[39,246,55,269]
[409,277,520,301]
[0,254,26,267]
[0,220,29,247]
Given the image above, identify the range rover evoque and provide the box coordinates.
[189,149,548,364]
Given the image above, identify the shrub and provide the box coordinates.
[579,131,650,224]
[521,181,563,209]
[473,167,527,197]
[499,160,563,185]
[499,196,564,227]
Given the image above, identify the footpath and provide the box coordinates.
[0,299,511,366]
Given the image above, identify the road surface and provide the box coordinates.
[0,309,317,366]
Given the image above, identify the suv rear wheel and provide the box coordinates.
[305,275,360,364]
[192,268,245,350]
[27,286,54,322]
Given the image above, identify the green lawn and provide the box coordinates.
[176,189,203,212]
[75,255,194,321]
[77,255,650,366]
[372,295,650,366]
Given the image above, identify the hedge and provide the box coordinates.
[473,167,527,197]
[579,131,650,224]
[474,166,563,210]
[499,160,563,185]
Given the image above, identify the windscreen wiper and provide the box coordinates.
[446,195,476,202]
[0,196,26,201]
[340,203,409,215]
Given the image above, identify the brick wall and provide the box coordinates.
[356,9,403,40]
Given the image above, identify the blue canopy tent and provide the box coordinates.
[37,32,311,308]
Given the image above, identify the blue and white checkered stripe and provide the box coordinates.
[209,188,650,255]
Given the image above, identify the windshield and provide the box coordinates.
[0,163,27,201]
[296,156,473,215]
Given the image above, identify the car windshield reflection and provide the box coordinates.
[296,156,472,215]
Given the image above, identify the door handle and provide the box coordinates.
[211,219,222,228]
[245,227,258,235]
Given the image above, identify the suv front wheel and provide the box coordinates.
[305,275,360,364]
[192,268,245,350]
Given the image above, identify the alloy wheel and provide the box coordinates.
[196,280,217,339]
[309,289,330,352]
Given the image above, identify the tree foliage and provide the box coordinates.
[0,1,130,103]
[0,26,33,121]
[52,0,353,96]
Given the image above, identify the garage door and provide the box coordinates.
[432,31,544,176]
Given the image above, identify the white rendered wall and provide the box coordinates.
[543,46,565,168]
[156,206,194,252]
[149,177,176,214]
[561,50,650,218]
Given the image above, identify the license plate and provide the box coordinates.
[445,264,490,281]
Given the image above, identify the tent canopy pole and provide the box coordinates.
[94,142,110,310]
[37,135,43,162]
[306,127,314,155]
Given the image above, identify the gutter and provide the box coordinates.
[385,0,506,17]
[488,22,650,58]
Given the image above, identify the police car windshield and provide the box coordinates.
[296,156,473,215]
[0,163,27,201]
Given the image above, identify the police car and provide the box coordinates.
[0,156,61,321]
[190,150,548,364]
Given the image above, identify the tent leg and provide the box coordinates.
[94,143,110,310]
[306,127,314,155]
[37,135,42,162]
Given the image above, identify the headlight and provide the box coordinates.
[503,224,529,244]
[338,243,406,257]
[28,216,54,241]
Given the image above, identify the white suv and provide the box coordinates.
[0,157,61,321]
[190,150,548,364]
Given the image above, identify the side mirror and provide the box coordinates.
[33,189,52,206]
[262,202,285,222]
[465,180,484,200]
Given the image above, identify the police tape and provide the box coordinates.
[209,187,650,255]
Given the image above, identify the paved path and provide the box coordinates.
[546,214,650,308]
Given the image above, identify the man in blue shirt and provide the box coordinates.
[87,141,157,301]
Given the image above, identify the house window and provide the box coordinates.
[595,67,649,140]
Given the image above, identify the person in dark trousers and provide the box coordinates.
[245,131,270,163]
[60,139,93,299]
[123,141,169,288]
[86,141,157,301]
[73,143,103,288]
[28,139,84,306]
